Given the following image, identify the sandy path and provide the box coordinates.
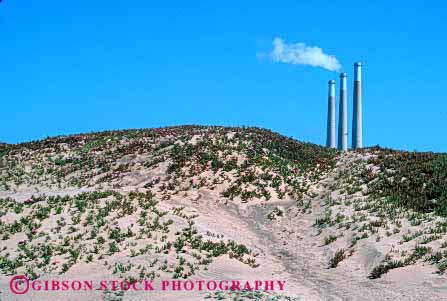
[227,171,447,301]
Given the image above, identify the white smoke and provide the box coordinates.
[270,37,341,72]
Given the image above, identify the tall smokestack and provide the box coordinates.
[338,72,348,151]
[352,62,363,149]
[326,80,336,148]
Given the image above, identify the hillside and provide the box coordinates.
[0,126,446,300]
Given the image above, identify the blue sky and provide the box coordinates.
[1,1,446,152]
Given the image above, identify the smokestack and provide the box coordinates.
[338,72,348,151]
[352,62,363,149]
[326,80,336,148]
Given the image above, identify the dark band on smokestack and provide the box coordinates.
[326,80,336,148]
[338,72,348,151]
[352,62,363,149]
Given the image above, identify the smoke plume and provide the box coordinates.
[270,38,341,72]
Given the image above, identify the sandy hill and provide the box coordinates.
[0,126,447,300]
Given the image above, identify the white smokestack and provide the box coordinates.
[326,80,336,148]
[338,72,348,151]
[352,62,363,149]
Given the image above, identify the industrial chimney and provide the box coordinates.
[338,72,348,151]
[352,62,363,149]
[326,80,336,148]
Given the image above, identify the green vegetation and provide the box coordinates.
[313,147,447,279]
[0,191,256,280]
[204,289,301,301]
[366,150,447,216]
[0,126,335,209]
[329,249,346,268]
